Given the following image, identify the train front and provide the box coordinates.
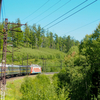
[30,64,42,74]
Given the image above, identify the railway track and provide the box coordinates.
[6,72,59,81]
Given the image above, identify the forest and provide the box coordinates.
[0,18,80,71]
[0,18,80,52]
[0,19,100,99]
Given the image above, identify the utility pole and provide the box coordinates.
[27,54,28,75]
[43,57,44,72]
[0,18,26,100]
[61,60,62,70]
[1,18,8,100]
[45,60,46,72]
[22,56,23,66]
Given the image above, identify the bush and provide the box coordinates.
[74,55,87,66]
[20,74,69,100]
[55,66,92,100]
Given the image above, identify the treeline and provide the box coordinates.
[56,23,100,99]
[0,18,79,53]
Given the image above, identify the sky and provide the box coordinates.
[1,0,100,42]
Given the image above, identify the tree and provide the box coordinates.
[75,40,80,46]
[49,32,53,48]
[79,23,100,99]
[59,36,63,51]
[46,31,50,48]
[9,22,17,47]
[66,35,71,52]
[36,25,42,49]
[62,36,67,52]
[23,24,30,47]
[29,27,36,49]
[0,23,4,50]
[54,33,59,49]
[41,28,45,48]
[8,19,24,47]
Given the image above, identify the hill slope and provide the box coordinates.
[0,47,66,71]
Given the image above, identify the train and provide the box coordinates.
[0,63,42,77]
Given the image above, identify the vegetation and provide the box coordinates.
[0,19,100,99]
[20,74,69,100]
[5,74,69,100]
[54,23,100,99]
[0,19,79,72]
[0,19,79,52]
[5,78,24,100]
[0,46,66,72]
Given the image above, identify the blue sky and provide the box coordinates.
[1,0,100,42]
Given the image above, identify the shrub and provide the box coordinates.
[20,74,70,100]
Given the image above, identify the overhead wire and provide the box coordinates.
[2,0,6,26]
[66,18,100,34]
[36,0,71,23]
[1,1,3,22]
[22,0,50,21]
[46,0,98,29]
[3,0,6,18]
[28,0,61,22]
[43,0,88,28]
[0,0,2,21]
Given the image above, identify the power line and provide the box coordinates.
[36,0,71,23]
[1,1,3,22]
[43,0,88,28]
[66,18,100,34]
[28,0,61,22]
[22,0,50,21]
[3,0,6,18]
[2,0,5,20]
[47,0,98,29]
[0,0,6,22]
[0,0,2,21]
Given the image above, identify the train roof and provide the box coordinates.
[30,64,41,67]
[0,63,41,67]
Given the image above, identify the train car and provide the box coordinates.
[0,63,41,77]
[30,64,42,74]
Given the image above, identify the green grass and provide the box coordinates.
[5,75,37,100]
[0,46,66,61]
[6,46,66,59]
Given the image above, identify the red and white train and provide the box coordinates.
[0,64,42,77]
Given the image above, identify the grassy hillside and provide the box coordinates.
[0,47,66,72]
[6,46,66,59]
[0,46,80,72]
